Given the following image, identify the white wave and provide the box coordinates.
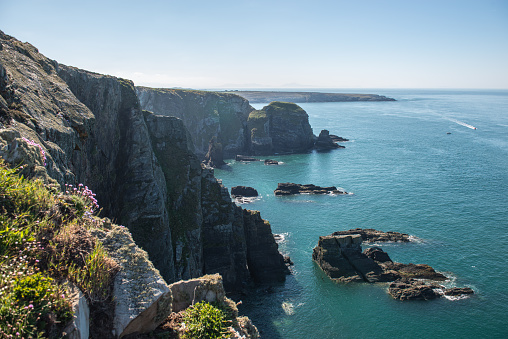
[234,196,261,205]
[443,294,471,301]
[408,235,424,243]
[282,301,295,315]
[274,232,288,243]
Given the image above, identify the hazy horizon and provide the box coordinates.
[1,0,507,90]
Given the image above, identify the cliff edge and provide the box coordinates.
[0,30,288,291]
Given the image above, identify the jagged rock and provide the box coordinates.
[389,279,474,301]
[313,233,446,284]
[168,274,259,338]
[136,86,253,159]
[444,287,474,297]
[91,224,173,338]
[243,210,290,283]
[62,282,89,339]
[388,278,441,301]
[204,136,226,168]
[314,129,344,150]
[284,255,294,266]
[330,134,349,142]
[381,262,447,281]
[274,183,348,195]
[264,159,279,165]
[363,246,392,262]
[236,154,258,161]
[312,235,365,282]
[247,102,314,155]
[231,186,259,198]
[333,228,411,242]
[169,274,225,312]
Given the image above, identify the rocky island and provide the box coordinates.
[313,229,474,300]
[274,183,350,195]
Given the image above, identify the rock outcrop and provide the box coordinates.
[136,86,253,159]
[92,224,173,338]
[167,274,260,338]
[0,31,288,292]
[315,129,345,150]
[312,234,445,283]
[203,136,226,168]
[274,182,349,195]
[388,278,474,301]
[231,186,259,198]
[313,231,473,300]
[333,228,411,242]
[247,102,314,155]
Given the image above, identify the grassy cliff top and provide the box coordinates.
[263,101,306,115]
[0,159,118,338]
[227,91,396,103]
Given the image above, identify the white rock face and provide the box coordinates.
[62,282,90,339]
[92,224,173,338]
[169,274,225,312]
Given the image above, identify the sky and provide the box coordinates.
[1,0,508,89]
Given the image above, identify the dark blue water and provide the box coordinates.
[215,89,508,338]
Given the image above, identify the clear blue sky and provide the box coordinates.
[1,0,507,89]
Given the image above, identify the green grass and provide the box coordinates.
[182,301,232,339]
[0,158,118,338]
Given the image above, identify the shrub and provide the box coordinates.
[182,301,231,339]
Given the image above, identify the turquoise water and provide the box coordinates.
[215,90,508,338]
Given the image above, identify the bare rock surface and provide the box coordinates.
[275,182,349,196]
[314,230,474,301]
[231,186,259,198]
[333,228,411,242]
[92,225,173,338]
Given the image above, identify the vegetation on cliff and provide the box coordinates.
[0,159,118,338]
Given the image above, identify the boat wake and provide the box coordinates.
[447,118,477,130]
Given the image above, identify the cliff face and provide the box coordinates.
[136,86,253,159]
[0,31,287,290]
[136,88,318,159]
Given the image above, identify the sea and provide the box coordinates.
[214,89,508,339]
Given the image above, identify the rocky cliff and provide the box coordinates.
[136,87,324,159]
[247,101,315,155]
[136,86,253,159]
[0,31,287,290]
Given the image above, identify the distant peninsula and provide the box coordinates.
[222,91,396,103]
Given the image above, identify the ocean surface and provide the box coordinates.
[214,89,508,339]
